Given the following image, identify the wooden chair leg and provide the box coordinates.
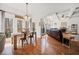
[22,40,23,47]
[30,38,32,45]
[26,39,28,44]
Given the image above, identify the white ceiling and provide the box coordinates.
[0,3,26,16]
[0,3,79,19]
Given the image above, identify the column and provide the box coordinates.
[0,10,5,32]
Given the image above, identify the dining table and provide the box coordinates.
[13,32,37,50]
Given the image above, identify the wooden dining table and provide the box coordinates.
[12,33,23,50]
[13,32,37,50]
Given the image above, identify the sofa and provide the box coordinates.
[46,28,69,46]
[46,28,62,42]
[0,33,6,54]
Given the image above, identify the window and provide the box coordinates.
[17,20,22,32]
[5,18,13,38]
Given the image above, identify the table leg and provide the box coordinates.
[30,37,32,45]
[35,32,37,44]
[14,35,17,50]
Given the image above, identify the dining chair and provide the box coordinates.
[20,31,28,47]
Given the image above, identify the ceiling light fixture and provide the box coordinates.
[24,3,30,20]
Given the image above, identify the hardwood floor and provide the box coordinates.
[1,35,79,55]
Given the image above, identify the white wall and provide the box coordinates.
[0,11,2,32]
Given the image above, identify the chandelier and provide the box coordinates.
[24,3,31,20]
